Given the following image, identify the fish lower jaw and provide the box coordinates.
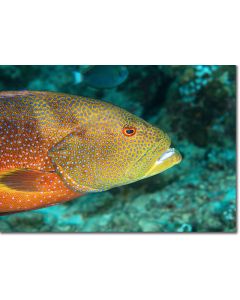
[144,147,182,178]
[156,148,181,165]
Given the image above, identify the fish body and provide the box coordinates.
[0,91,181,214]
[73,65,129,88]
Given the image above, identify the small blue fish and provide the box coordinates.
[73,65,128,89]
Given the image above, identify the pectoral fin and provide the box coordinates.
[0,169,56,193]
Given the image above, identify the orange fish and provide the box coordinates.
[0,91,181,215]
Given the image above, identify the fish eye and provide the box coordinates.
[122,126,137,137]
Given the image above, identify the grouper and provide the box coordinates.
[0,91,182,214]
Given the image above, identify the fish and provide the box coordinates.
[73,65,129,89]
[0,90,182,215]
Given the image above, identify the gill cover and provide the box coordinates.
[48,128,101,192]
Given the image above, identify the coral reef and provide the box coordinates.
[0,65,236,232]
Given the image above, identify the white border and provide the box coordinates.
[0,1,239,299]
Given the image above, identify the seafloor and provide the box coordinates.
[0,65,236,232]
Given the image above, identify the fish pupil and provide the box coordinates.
[126,129,133,134]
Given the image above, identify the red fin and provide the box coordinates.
[0,169,56,192]
[0,169,83,215]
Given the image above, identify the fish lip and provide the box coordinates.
[142,146,182,178]
[132,142,172,167]
[157,147,182,166]
[124,144,182,181]
[156,147,180,164]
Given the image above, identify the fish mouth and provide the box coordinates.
[156,147,182,165]
[144,147,182,178]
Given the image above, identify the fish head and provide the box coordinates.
[49,101,182,192]
[102,109,182,186]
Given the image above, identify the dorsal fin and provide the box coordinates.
[0,90,38,98]
[0,90,69,99]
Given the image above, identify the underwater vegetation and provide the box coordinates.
[0,65,236,232]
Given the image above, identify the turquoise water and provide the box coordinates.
[0,65,236,232]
